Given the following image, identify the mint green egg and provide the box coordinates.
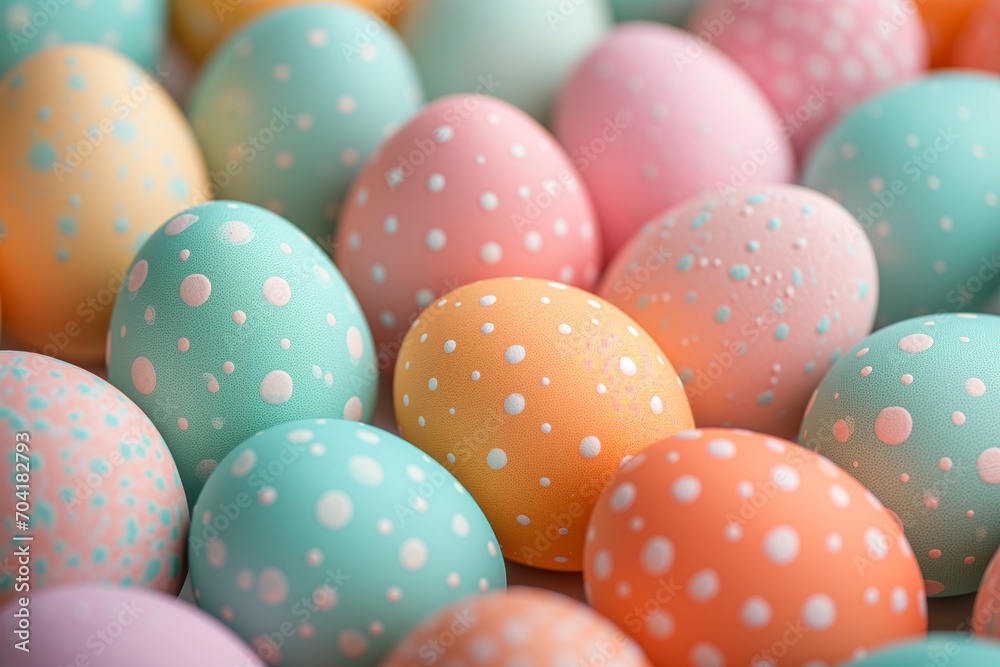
[843,634,1000,666]
[609,0,699,24]
[803,73,1000,327]
[189,419,506,667]
[188,4,423,243]
[799,314,1000,597]
[107,201,377,507]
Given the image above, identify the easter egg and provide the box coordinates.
[799,314,1000,597]
[586,428,927,666]
[687,0,928,157]
[399,0,610,122]
[0,352,188,606]
[608,0,699,25]
[393,277,694,570]
[598,184,878,440]
[0,584,263,666]
[334,95,602,372]
[920,0,987,67]
[953,0,1000,74]
[189,419,505,667]
[843,634,1000,666]
[107,201,377,506]
[553,23,794,259]
[0,45,209,365]
[974,546,1000,637]
[383,587,652,667]
[802,73,1000,326]
[188,3,423,243]
[0,0,165,74]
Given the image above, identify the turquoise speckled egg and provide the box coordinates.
[843,634,1000,666]
[799,314,1000,597]
[188,419,506,667]
[803,73,1000,327]
[188,4,423,244]
[609,0,699,24]
[107,201,377,507]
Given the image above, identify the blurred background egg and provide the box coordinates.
[608,0,700,25]
[586,428,926,666]
[187,3,423,244]
[334,95,602,372]
[399,0,610,122]
[803,73,1000,326]
[599,184,878,440]
[919,0,987,67]
[842,634,1000,666]
[0,45,208,364]
[974,545,1000,637]
[189,419,505,667]
[800,314,1000,597]
[0,352,188,606]
[394,277,694,570]
[553,23,794,259]
[107,201,377,506]
[952,0,1000,74]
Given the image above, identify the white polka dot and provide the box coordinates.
[558,323,572,334]
[687,569,719,601]
[801,594,836,630]
[650,396,664,415]
[898,333,933,353]
[741,597,772,628]
[262,277,291,306]
[259,370,293,405]
[230,449,256,477]
[645,611,674,639]
[480,242,502,264]
[179,274,211,307]
[516,514,530,526]
[451,514,470,537]
[671,475,701,503]
[426,228,446,251]
[706,439,736,459]
[690,643,724,667]
[479,295,496,306]
[505,345,525,364]
[479,192,498,211]
[524,231,542,252]
[579,436,601,458]
[609,483,636,512]
[763,525,800,565]
[593,549,612,579]
[348,455,383,486]
[399,538,428,571]
[427,173,445,192]
[346,327,364,361]
[828,485,850,508]
[316,491,352,529]
[890,586,908,613]
[504,394,525,415]
[771,465,800,492]
[619,356,637,376]
[487,448,507,469]
[864,527,889,561]
[642,537,673,574]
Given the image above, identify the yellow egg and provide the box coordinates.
[0,45,209,364]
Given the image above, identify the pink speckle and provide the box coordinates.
[220,220,253,245]
[258,487,277,505]
[256,568,288,606]
[180,274,212,307]
[855,347,870,358]
[860,366,873,377]
[144,306,155,324]
[178,249,190,261]
[833,419,852,443]
[386,587,402,602]
[119,325,126,338]
[205,374,220,393]
[924,580,946,596]
[298,624,314,639]
[164,213,198,236]
[804,388,817,417]
[976,448,1000,484]
[939,458,953,472]
[368,621,384,636]
[223,361,235,374]
[901,374,914,385]
[928,549,942,559]
[343,396,363,421]
[207,540,227,568]
[952,411,967,426]
[900,473,910,483]
[236,570,254,591]
[251,636,282,666]
[967,510,975,518]
[127,260,148,293]
[966,378,986,397]
[924,494,939,510]
[874,406,913,445]
[259,370,294,405]
[178,337,190,352]
[312,585,338,611]
[326,313,336,326]
[280,338,291,350]
[262,276,291,306]
[178,417,189,431]
[131,357,156,395]
[898,333,934,353]
[965,556,976,565]
[233,310,247,325]
[221,606,234,621]
[338,630,368,658]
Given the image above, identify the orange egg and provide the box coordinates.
[394,277,693,571]
[918,0,986,67]
[952,0,1000,73]
[585,428,926,666]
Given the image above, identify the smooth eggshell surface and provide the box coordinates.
[0,352,188,606]
[952,0,1000,74]
[799,314,1000,597]
[335,95,602,372]
[974,546,1000,637]
[919,0,987,67]
[0,45,209,364]
[553,23,794,259]
[585,428,926,666]
[189,419,505,667]
[107,201,377,507]
[599,184,878,440]
[609,0,700,24]
[843,634,1000,666]
[394,277,694,570]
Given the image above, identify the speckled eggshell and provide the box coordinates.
[188,3,423,243]
[609,0,700,25]
[393,277,694,571]
[799,314,1000,597]
[0,584,264,667]
[687,0,928,157]
[843,634,1000,666]
[0,45,209,364]
[382,586,652,667]
[334,95,602,373]
[553,23,794,259]
[0,352,188,606]
[802,73,1000,327]
[953,0,1000,74]
[586,428,927,666]
[920,0,987,67]
[974,546,1000,637]
[106,201,377,507]
[598,184,878,440]
[399,0,610,122]
[189,419,505,667]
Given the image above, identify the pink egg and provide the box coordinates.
[687,0,928,157]
[552,23,794,260]
[335,95,602,371]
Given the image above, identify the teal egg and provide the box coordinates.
[0,0,165,75]
[803,73,1000,326]
[843,634,1000,666]
[799,314,1000,597]
[189,419,506,667]
[107,201,377,506]
[609,0,699,24]
[188,4,423,244]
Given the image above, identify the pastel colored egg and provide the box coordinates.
[599,184,878,440]
[803,73,1000,326]
[188,3,423,243]
[383,586,652,667]
[799,314,1000,597]
[553,23,794,259]
[393,277,694,571]
[189,419,505,667]
[0,45,209,364]
[608,0,699,24]
[334,95,602,372]
[586,428,927,666]
[687,0,928,157]
[0,352,188,606]
[953,0,1000,74]
[0,0,165,74]
[920,0,987,67]
[0,584,263,666]
[843,634,1000,666]
[107,201,377,506]
[974,546,1000,637]
[399,0,610,122]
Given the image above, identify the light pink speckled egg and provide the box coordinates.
[687,0,928,157]
[335,95,602,371]
[552,22,794,260]
[598,184,878,439]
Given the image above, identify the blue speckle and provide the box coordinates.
[170,176,189,201]
[679,368,693,384]
[114,217,129,234]
[58,217,76,236]
[757,391,774,406]
[792,267,804,287]
[746,194,768,205]
[27,396,48,410]
[159,509,171,526]
[113,120,136,143]
[715,306,730,323]
[767,216,781,230]
[775,323,789,341]
[28,141,57,171]
[104,414,119,427]
[55,248,69,263]
[685,290,696,304]
[830,348,842,363]
[37,107,50,120]
[804,361,816,374]
[816,315,831,335]
[69,195,80,207]
[141,559,161,583]
[677,255,694,272]
[92,547,107,563]
[67,74,85,90]
[125,518,138,545]
[729,264,750,281]
[802,205,815,215]
[9,74,24,90]
[746,240,760,252]
[71,427,89,441]
[691,212,711,229]
[773,298,785,314]
[857,280,869,300]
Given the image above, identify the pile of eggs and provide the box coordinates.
[4,0,1000,665]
